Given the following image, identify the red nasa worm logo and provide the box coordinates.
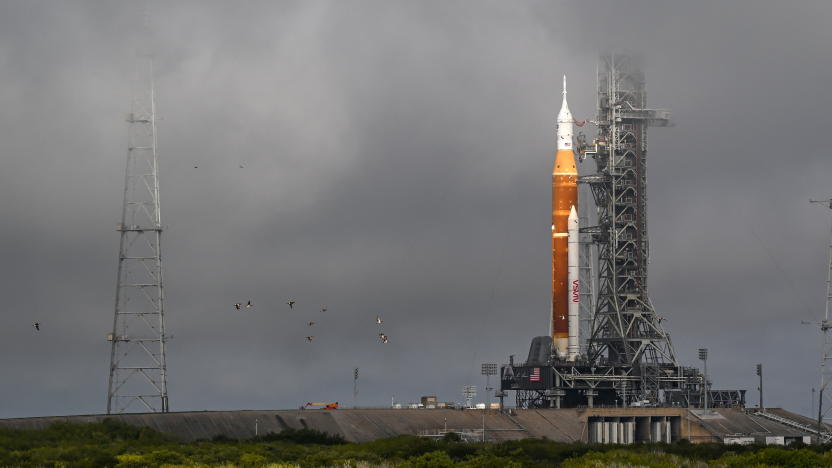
[571,280,580,303]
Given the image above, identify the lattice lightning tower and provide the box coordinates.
[106,53,168,414]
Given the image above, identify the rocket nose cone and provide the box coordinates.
[568,205,578,221]
[557,75,573,123]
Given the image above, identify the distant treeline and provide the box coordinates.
[0,419,830,467]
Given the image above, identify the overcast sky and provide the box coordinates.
[1,0,831,418]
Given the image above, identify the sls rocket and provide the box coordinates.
[551,75,579,360]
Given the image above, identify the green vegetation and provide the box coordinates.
[0,420,830,467]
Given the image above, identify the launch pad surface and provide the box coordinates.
[503,352,745,409]
[0,408,820,444]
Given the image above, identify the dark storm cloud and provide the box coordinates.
[0,0,830,417]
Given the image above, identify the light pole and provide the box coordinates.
[353,367,359,408]
[756,364,763,411]
[698,348,709,410]
[481,364,497,443]
[481,363,498,409]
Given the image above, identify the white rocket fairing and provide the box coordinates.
[567,205,580,361]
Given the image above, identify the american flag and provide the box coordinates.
[530,367,540,382]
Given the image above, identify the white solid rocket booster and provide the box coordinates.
[567,205,580,361]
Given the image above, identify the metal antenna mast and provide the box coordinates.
[582,53,676,403]
[810,198,832,431]
[106,52,168,414]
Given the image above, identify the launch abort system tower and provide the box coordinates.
[501,53,745,409]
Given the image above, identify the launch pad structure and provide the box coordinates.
[500,54,746,409]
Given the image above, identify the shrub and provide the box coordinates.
[146,449,189,466]
[459,453,522,468]
[442,432,461,442]
[561,449,706,468]
[400,450,458,468]
[715,447,826,468]
[239,452,269,467]
[115,453,148,468]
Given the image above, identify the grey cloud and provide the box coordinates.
[0,0,830,417]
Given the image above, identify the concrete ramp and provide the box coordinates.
[0,409,531,442]
[0,407,819,443]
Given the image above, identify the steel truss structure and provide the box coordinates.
[580,53,676,401]
[501,53,745,409]
[706,390,748,409]
[578,197,597,356]
[503,361,744,409]
[106,53,169,414]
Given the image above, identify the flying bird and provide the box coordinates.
[246,300,253,308]
[287,300,295,310]
[234,303,242,310]
[308,321,316,326]
[375,316,383,324]
[306,336,314,342]
[321,306,327,313]
[34,322,40,331]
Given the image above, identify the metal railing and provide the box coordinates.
[754,411,832,443]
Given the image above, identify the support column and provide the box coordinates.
[586,389,597,408]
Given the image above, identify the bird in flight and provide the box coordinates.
[234,303,242,311]
[287,300,296,310]
[306,336,314,342]
[308,321,316,327]
[321,306,327,313]
[375,316,383,324]
[34,322,40,331]
[246,300,253,308]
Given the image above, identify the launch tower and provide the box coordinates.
[581,54,677,400]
